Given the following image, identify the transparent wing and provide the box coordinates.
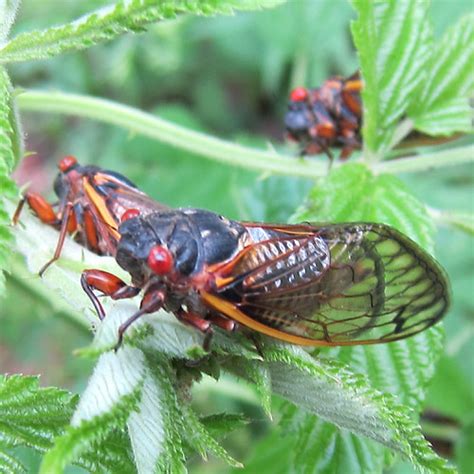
[208,223,449,345]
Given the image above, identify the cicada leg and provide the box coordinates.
[39,202,75,276]
[115,284,166,350]
[12,192,59,226]
[13,193,79,276]
[338,133,361,161]
[81,269,140,320]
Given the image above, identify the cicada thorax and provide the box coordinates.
[285,72,363,159]
[115,208,247,289]
[14,156,166,275]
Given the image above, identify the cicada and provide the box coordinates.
[81,208,449,347]
[285,72,362,159]
[13,156,166,275]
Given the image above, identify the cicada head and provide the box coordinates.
[53,156,80,200]
[285,87,317,142]
[116,211,201,285]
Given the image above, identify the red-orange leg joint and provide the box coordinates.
[81,269,140,320]
[116,285,166,350]
[139,285,167,314]
[208,314,236,332]
[23,192,58,225]
[82,269,132,297]
[177,309,211,333]
[83,209,99,252]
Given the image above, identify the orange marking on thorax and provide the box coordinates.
[344,80,362,92]
[82,178,120,239]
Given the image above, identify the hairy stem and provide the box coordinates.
[375,146,474,174]
[17,90,474,177]
[16,89,326,178]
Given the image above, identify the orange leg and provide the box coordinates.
[13,193,79,276]
[208,314,236,332]
[339,135,361,161]
[116,284,166,349]
[175,308,215,351]
[38,202,74,276]
[175,310,237,352]
[13,192,59,226]
[81,269,140,320]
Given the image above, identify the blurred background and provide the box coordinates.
[1,0,473,472]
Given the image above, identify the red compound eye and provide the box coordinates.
[121,208,141,222]
[58,155,78,172]
[290,87,308,102]
[147,245,174,275]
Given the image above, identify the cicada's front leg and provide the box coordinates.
[81,269,141,320]
[81,270,167,349]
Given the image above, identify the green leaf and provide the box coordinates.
[290,163,447,471]
[181,404,243,468]
[10,163,448,472]
[334,327,444,410]
[456,417,474,474]
[77,429,135,474]
[351,0,431,157]
[427,356,474,420]
[264,346,453,473]
[0,447,26,474]
[127,353,186,474]
[430,208,474,236]
[0,0,20,42]
[229,358,273,419]
[40,349,143,474]
[0,0,283,64]
[286,414,386,474]
[293,163,435,251]
[408,14,474,136]
[0,66,20,294]
[199,413,249,440]
[0,375,77,472]
[233,422,294,473]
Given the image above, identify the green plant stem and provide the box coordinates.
[374,145,474,174]
[427,206,474,235]
[16,89,326,178]
[16,89,474,177]
[387,119,414,150]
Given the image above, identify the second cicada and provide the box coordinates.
[285,72,362,159]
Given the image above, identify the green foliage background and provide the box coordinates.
[0,0,472,473]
